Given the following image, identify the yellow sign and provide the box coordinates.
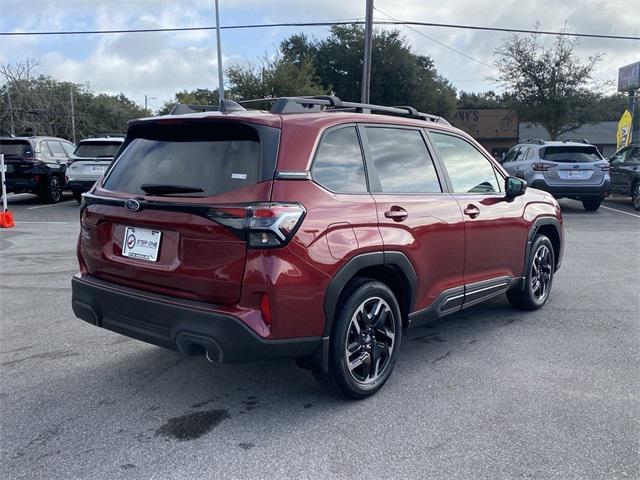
[617,109,633,149]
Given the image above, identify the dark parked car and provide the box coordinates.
[0,136,76,203]
[71,97,564,399]
[66,136,124,202]
[609,143,640,211]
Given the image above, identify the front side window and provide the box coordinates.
[430,132,502,194]
[365,127,441,193]
[312,126,367,193]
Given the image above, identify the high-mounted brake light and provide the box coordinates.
[206,202,305,248]
[533,162,553,171]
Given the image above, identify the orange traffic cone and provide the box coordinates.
[0,210,14,228]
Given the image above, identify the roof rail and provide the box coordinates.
[169,100,246,115]
[267,96,450,125]
[521,138,546,145]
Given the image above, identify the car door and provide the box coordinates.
[46,140,69,164]
[611,146,639,194]
[427,130,529,300]
[362,125,465,315]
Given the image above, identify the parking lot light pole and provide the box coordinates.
[215,0,225,102]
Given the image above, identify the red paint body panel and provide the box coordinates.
[372,194,465,310]
[453,194,529,284]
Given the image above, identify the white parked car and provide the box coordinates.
[66,136,124,202]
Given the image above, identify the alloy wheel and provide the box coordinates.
[50,177,62,202]
[344,297,396,384]
[531,244,553,300]
[633,184,640,211]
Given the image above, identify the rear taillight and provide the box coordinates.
[597,164,610,172]
[23,154,42,163]
[533,162,553,171]
[207,202,305,248]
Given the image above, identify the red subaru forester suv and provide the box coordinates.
[72,96,563,399]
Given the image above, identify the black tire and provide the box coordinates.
[43,175,63,204]
[508,234,555,310]
[313,279,402,400]
[632,182,640,211]
[582,198,602,211]
[73,191,82,204]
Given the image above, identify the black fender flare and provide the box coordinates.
[522,216,563,288]
[322,251,417,337]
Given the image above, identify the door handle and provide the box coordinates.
[384,206,408,222]
[463,204,480,218]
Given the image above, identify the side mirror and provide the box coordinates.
[505,176,527,199]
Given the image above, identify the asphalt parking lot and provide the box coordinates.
[1,193,638,480]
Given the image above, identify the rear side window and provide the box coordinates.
[75,142,122,158]
[430,132,502,194]
[312,126,367,193]
[47,141,67,158]
[540,146,602,163]
[0,140,32,157]
[104,122,268,197]
[365,127,441,193]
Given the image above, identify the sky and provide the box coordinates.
[0,0,638,110]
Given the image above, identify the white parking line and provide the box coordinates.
[27,200,75,210]
[601,205,640,219]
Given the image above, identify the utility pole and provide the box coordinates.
[361,0,374,104]
[7,90,15,136]
[215,0,225,101]
[70,87,77,144]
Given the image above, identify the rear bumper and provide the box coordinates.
[71,274,321,363]
[531,179,611,199]
[66,180,96,193]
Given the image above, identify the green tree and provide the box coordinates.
[158,88,220,116]
[0,60,146,140]
[281,25,457,118]
[493,28,602,139]
[226,54,325,107]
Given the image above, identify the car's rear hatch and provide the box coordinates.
[69,141,123,179]
[79,116,281,304]
[538,145,608,186]
[0,139,36,180]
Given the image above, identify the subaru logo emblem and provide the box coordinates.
[573,165,580,169]
[124,199,141,212]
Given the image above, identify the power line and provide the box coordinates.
[1,21,638,40]
[374,7,497,72]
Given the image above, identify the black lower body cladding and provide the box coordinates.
[71,274,321,363]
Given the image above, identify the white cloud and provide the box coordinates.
[0,0,637,108]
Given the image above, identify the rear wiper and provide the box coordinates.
[140,184,204,195]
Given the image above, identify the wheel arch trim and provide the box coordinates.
[323,251,417,338]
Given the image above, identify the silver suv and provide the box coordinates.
[501,140,611,211]
[66,136,124,202]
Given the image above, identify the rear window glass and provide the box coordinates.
[540,146,602,163]
[0,140,32,157]
[103,122,262,197]
[75,142,121,158]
